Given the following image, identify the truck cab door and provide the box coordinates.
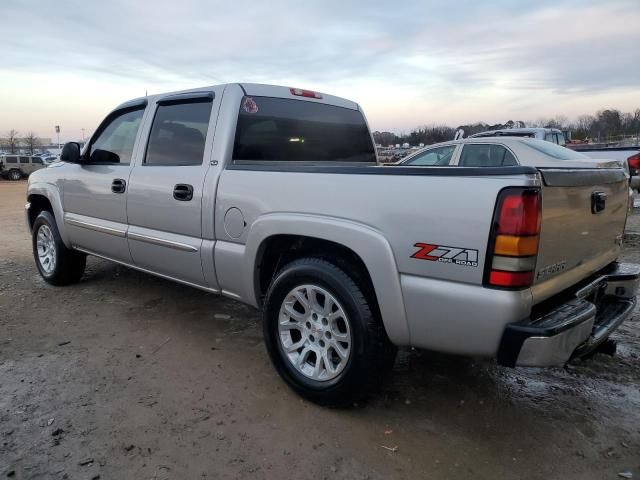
[126,89,223,288]
[62,102,147,263]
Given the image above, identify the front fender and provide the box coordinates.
[242,213,411,346]
[27,182,70,247]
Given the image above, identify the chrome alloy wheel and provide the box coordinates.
[36,224,56,274]
[278,284,352,381]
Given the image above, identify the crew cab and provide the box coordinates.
[25,84,640,406]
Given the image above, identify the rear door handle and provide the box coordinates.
[173,184,194,201]
[111,178,126,194]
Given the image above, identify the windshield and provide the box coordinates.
[521,139,589,160]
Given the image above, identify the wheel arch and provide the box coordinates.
[27,183,70,247]
[243,213,410,346]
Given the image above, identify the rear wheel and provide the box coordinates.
[32,210,86,285]
[262,257,396,406]
[9,169,22,181]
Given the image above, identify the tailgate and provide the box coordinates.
[531,167,630,303]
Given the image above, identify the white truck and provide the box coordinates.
[25,83,639,406]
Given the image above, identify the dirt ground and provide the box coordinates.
[1,180,639,480]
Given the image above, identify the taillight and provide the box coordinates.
[485,188,541,289]
[628,153,640,172]
[290,88,323,99]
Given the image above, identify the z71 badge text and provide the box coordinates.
[411,243,479,267]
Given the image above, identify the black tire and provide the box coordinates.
[262,257,396,407]
[32,210,86,286]
[9,169,22,181]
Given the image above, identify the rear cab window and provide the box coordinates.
[6,156,18,164]
[232,96,375,164]
[459,144,518,167]
[19,156,30,164]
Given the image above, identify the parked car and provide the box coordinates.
[0,155,47,180]
[463,129,640,190]
[397,137,610,168]
[25,83,639,406]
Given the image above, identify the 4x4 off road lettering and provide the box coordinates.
[411,243,479,267]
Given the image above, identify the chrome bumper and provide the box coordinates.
[498,262,639,367]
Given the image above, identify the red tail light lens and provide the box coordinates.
[486,187,542,290]
[489,270,534,288]
[497,189,541,236]
[628,153,640,171]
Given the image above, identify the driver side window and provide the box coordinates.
[89,108,144,164]
[404,145,456,166]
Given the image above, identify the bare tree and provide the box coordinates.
[2,129,21,154]
[24,131,41,154]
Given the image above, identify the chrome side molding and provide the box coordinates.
[65,216,127,238]
[127,231,198,252]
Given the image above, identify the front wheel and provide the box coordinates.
[262,257,396,406]
[32,210,86,285]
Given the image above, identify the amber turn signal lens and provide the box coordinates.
[493,235,539,257]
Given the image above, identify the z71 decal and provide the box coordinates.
[411,243,479,267]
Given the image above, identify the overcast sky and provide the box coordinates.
[1,0,639,141]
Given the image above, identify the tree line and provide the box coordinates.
[373,108,640,147]
[0,129,42,154]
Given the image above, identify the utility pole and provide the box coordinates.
[81,128,85,143]
[55,125,61,155]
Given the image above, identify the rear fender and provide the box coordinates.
[242,213,411,346]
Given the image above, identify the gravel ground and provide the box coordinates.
[1,180,639,479]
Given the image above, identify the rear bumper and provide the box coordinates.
[497,262,640,367]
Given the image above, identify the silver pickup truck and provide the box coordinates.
[25,83,640,406]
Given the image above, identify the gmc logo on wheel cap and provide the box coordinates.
[411,243,479,267]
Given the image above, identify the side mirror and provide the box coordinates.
[60,142,82,163]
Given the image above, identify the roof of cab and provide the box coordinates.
[115,83,360,111]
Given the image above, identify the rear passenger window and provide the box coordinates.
[19,157,29,164]
[144,101,212,166]
[233,96,375,163]
[459,144,517,167]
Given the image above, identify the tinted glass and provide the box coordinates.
[6,156,17,163]
[90,108,144,164]
[233,96,375,163]
[19,157,29,164]
[459,144,518,167]
[31,157,43,164]
[522,139,589,160]
[145,101,211,166]
[404,145,456,166]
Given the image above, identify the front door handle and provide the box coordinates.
[173,184,194,201]
[111,178,126,194]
